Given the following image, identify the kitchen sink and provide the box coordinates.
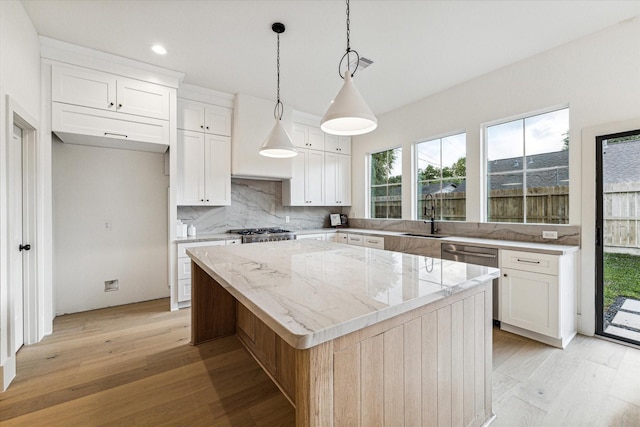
[401,233,448,239]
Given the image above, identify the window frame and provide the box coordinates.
[414,131,467,222]
[483,105,570,224]
[367,146,403,220]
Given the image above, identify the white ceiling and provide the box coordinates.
[21,1,640,117]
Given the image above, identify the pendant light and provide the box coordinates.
[321,0,377,136]
[260,22,297,158]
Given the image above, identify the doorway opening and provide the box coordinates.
[596,129,640,346]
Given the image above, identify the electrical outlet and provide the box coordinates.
[104,220,112,230]
[104,279,119,292]
[542,231,558,239]
[285,215,290,223]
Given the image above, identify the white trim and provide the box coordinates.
[2,95,41,391]
[481,103,570,128]
[40,36,184,88]
[178,83,234,109]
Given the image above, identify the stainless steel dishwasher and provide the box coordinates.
[441,243,500,324]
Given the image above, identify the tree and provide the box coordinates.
[371,149,401,184]
[562,131,569,150]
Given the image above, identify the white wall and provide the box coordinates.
[52,139,169,314]
[0,0,43,390]
[349,17,640,335]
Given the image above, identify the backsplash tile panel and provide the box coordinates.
[178,179,343,234]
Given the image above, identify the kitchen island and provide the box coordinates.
[187,239,500,426]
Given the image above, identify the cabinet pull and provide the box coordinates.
[206,126,209,130]
[442,249,496,258]
[108,102,114,107]
[118,103,123,108]
[200,125,204,129]
[516,258,541,264]
[104,132,128,138]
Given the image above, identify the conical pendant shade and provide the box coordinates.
[321,71,377,136]
[259,119,297,158]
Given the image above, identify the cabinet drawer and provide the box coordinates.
[336,233,349,244]
[347,234,364,246]
[177,257,191,280]
[297,233,326,241]
[364,236,384,249]
[177,240,225,257]
[52,103,169,152]
[178,278,191,302]
[501,250,558,275]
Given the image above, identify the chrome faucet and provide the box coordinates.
[423,193,438,234]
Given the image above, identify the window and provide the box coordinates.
[486,108,569,223]
[370,147,402,219]
[416,133,466,221]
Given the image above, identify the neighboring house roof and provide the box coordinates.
[603,139,640,184]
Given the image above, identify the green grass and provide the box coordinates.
[604,253,640,310]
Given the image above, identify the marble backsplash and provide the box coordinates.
[178,178,343,234]
[349,218,581,246]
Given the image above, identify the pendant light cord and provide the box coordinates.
[339,0,359,79]
[274,31,284,120]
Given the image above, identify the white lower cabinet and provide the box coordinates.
[296,233,326,241]
[176,240,239,303]
[344,233,384,249]
[500,249,577,348]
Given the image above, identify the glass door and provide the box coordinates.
[596,130,640,345]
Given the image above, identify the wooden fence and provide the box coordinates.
[604,181,640,254]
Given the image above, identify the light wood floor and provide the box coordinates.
[1,299,639,426]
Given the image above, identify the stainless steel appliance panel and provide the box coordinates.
[441,243,500,323]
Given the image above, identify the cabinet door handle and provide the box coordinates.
[118,103,123,108]
[503,273,508,277]
[109,102,114,107]
[19,244,31,251]
[206,126,209,130]
[200,125,204,129]
[104,132,128,138]
[516,258,541,264]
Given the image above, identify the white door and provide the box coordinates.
[9,124,25,352]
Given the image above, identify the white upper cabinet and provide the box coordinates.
[325,152,351,206]
[177,130,231,206]
[284,121,351,206]
[283,148,324,206]
[52,63,171,121]
[177,99,232,136]
[324,134,352,155]
[292,124,325,151]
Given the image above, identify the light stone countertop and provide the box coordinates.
[175,227,579,255]
[333,228,579,255]
[187,239,499,349]
[175,233,239,244]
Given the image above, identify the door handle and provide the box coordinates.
[19,244,31,251]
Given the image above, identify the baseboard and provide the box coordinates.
[0,354,16,392]
[500,323,576,348]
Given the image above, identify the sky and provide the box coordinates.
[487,108,569,160]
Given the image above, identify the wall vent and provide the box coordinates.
[104,279,119,292]
[349,56,374,71]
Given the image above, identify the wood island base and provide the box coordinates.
[191,262,494,427]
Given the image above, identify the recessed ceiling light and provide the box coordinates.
[151,44,167,55]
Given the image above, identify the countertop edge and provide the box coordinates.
[187,247,499,349]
